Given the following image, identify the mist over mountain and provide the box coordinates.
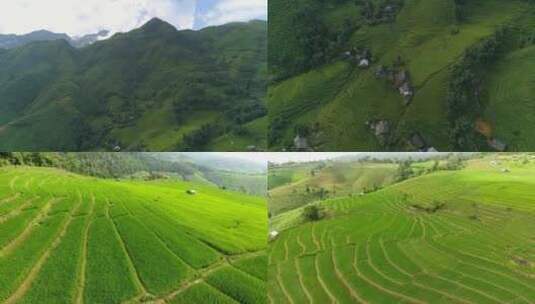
[0,29,110,49]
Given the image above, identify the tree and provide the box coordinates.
[303,205,323,221]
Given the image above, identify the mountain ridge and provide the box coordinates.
[0,19,267,151]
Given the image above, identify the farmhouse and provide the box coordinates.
[359,58,370,68]
[399,82,414,104]
[269,230,279,240]
[367,119,391,144]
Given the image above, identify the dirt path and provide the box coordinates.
[0,192,20,206]
[0,198,58,257]
[75,194,96,304]
[158,251,265,302]
[107,203,148,298]
[0,197,37,224]
[4,197,82,304]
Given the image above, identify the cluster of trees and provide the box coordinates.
[303,204,325,221]
[356,0,404,24]
[0,152,197,179]
[447,26,509,150]
[180,123,223,151]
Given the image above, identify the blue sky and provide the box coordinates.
[0,0,267,36]
[193,0,267,29]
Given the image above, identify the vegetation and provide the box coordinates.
[268,153,535,303]
[268,0,535,151]
[0,18,267,151]
[0,152,267,196]
[0,161,267,303]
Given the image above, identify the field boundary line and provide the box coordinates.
[379,238,413,278]
[314,254,337,304]
[4,196,82,304]
[9,176,19,191]
[331,248,368,304]
[366,237,405,286]
[352,245,426,304]
[276,263,296,304]
[283,237,289,262]
[0,198,59,257]
[311,223,322,251]
[0,197,37,224]
[75,193,95,304]
[294,257,314,303]
[107,203,148,298]
[296,233,306,255]
[402,240,504,304]
[24,177,33,191]
[0,192,20,206]
[424,238,535,300]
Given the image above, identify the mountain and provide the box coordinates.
[0,30,71,49]
[268,0,535,152]
[0,29,109,49]
[0,18,267,151]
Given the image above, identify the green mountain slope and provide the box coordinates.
[268,0,535,151]
[0,18,267,151]
[268,153,535,303]
[0,165,267,303]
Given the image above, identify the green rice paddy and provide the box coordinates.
[268,154,535,303]
[0,166,267,303]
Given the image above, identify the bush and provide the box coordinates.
[303,205,324,221]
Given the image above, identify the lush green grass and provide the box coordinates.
[268,154,535,303]
[483,45,535,150]
[269,0,534,151]
[0,165,267,303]
[269,161,401,216]
[0,19,267,152]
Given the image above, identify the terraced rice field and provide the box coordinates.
[268,156,535,303]
[0,166,267,304]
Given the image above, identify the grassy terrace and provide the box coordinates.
[0,166,267,304]
[268,154,535,303]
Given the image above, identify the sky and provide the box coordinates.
[0,0,267,37]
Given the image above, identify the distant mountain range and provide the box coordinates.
[0,29,110,49]
[0,18,267,151]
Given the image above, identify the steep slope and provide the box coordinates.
[0,166,267,303]
[268,154,535,303]
[268,0,535,151]
[0,18,267,151]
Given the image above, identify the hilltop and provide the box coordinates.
[0,18,267,151]
[268,0,535,151]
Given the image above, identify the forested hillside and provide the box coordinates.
[268,0,535,151]
[0,152,267,196]
[0,18,267,151]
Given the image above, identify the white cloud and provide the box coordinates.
[194,0,267,29]
[0,0,196,36]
